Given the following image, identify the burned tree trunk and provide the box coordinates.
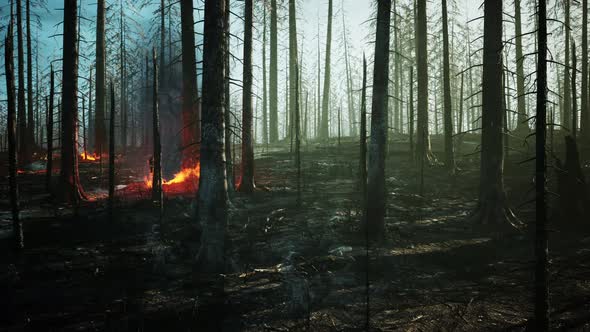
[415,0,434,163]
[5,19,24,250]
[563,0,571,131]
[262,4,268,145]
[108,82,115,218]
[269,0,279,143]
[409,66,414,162]
[95,0,106,156]
[514,0,528,134]
[320,0,333,140]
[46,65,55,191]
[224,0,233,192]
[16,0,28,165]
[26,0,35,150]
[295,64,302,207]
[60,0,85,204]
[288,0,298,142]
[535,1,549,329]
[181,0,200,168]
[197,0,229,273]
[572,41,578,140]
[239,0,255,193]
[152,49,163,212]
[582,0,589,139]
[470,0,518,228]
[359,54,368,206]
[365,0,391,241]
[442,0,454,172]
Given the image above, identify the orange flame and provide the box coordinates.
[144,163,200,193]
[80,152,100,161]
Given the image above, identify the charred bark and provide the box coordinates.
[320,0,333,140]
[94,0,106,156]
[152,49,163,213]
[239,0,255,193]
[108,82,116,218]
[269,0,279,143]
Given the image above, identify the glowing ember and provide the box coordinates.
[144,163,200,194]
[80,152,100,161]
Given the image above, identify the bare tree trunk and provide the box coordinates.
[60,0,85,204]
[262,4,268,145]
[95,0,106,156]
[16,0,29,165]
[563,0,571,131]
[181,0,200,168]
[295,64,302,207]
[224,0,233,192]
[409,66,414,162]
[82,96,87,157]
[239,0,255,193]
[470,0,518,228]
[415,0,434,163]
[342,6,355,136]
[365,0,391,242]
[152,49,163,213]
[120,3,127,152]
[46,65,54,191]
[269,0,279,143]
[442,0,455,172]
[582,0,589,138]
[88,67,93,150]
[26,0,35,150]
[160,0,166,85]
[5,18,24,249]
[514,0,528,134]
[288,0,298,142]
[359,54,368,205]
[197,0,229,273]
[108,82,116,218]
[320,0,333,140]
[572,41,578,141]
[535,0,549,329]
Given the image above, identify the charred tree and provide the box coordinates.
[46,65,55,191]
[60,0,85,204]
[197,0,229,273]
[320,0,333,140]
[415,0,434,163]
[152,49,163,213]
[5,19,24,250]
[16,0,28,164]
[365,0,391,242]
[359,54,368,206]
[442,0,454,172]
[94,0,106,156]
[224,0,233,192]
[26,0,35,150]
[239,0,255,193]
[582,0,589,138]
[269,0,279,143]
[288,0,298,142]
[295,64,302,207]
[262,3,268,145]
[572,41,578,140]
[108,82,115,218]
[469,0,519,228]
[119,4,127,151]
[534,1,549,329]
[514,0,529,134]
[563,0,571,131]
[409,66,415,162]
[181,0,200,168]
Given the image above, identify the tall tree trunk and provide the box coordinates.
[470,0,518,227]
[60,0,85,204]
[288,0,298,142]
[295,64,302,207]
[262,4,268,145]
[120,3,127,151]
[239,0,255,193]
[197,0,229,273]
[26,0,35,150]
[160,0,166,85]
[224,0,233,191]
[320,0,333,140]
[95,0,106,156]
[46,65,54,191]
[563,0,571,131]
[82,96,87,157]
[409,66,415,162]
[359,54,368,204]
[442,0,454,172]
[16,0,28,164]
[415,0,433,162]
[181,0,200,168]
[393,0,400,134]
[535,0,549,329]
[269,0,279,143]
[108,82,116,218]
[572,41,578,140]
[88,67,93,150]
[514,0,528,134]
[5,18,24,249]
[342,6,355,137]
[365,0,391,242]
[152,49,163,212]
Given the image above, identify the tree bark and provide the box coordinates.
[262,4,268,145]
[415,0,434,163]
[288,0,298,142]
[359,54,368,207]
[269,0,279,143]
[320,0,333,140]
[365,0,391,242]
[26,0,35,150]
[46,65,54,191]
[108,82,116,218]
[563,0,571,131]
[514,0,529,134]
[16,0,28,165]
[582,0,589,138]
[197,0,229,273]
[442,0,455,172]
[181,0,200,168]
[95,0,106,156]
[224,0,233,191]
[60,0,85,204]
[5,18,24,249]
[239,0,255,193]
[152,49,163,213]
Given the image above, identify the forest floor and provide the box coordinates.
[1,135,590,331]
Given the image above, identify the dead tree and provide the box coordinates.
[320,0,333,140]
[359,54,368,205]
[469,0,518,228]
[152,49,163,213]
[46,65,55,191]
[514,0,529,134]
[5,18,24,250]
[60,0,85,204]
[442,0,454,172]
[16,0,29,164]
[197,0,229,273]
[262,3,268,145]
[295,64,302,207]
[415,0,434,162]
[95,0,106,156]
[582,0,589,138]
[239,0,255,193]
[288,0,298,141]
[108,82,115,218]
[269,0,279,143]
[224,0,233,192]
[534,1,549,329]
[365,0,391,241]
[26,0,35,150]
[572,40,578,140]
[409,66,414,162]
[180,0,200,168]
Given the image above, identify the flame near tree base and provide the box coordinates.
[144,163,201,194]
